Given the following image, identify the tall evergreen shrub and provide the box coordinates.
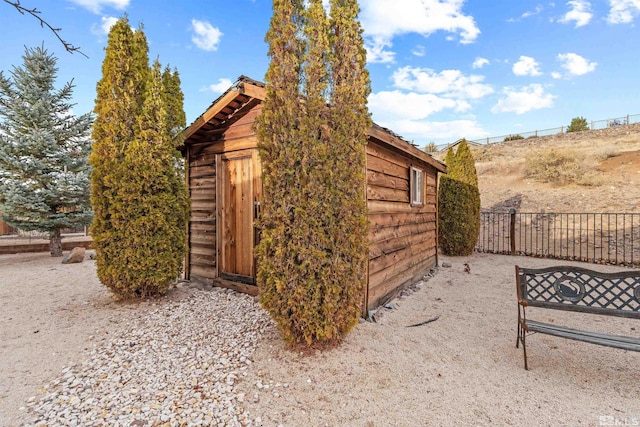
[438,140,481,256]
[257,0,370,346]
[90,18,188,298]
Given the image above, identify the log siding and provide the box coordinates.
[366,139,439,310]
[181,76,446,311]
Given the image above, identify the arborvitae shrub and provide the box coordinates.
[257,0,369,346]
[438,140,481,256]
[453,140,478,187]
[438,177,481,255]
[90,19,188,298]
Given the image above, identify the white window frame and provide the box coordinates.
[410,167,424,206]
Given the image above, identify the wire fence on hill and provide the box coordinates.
[476,210,640,267]
[442,113,640,148]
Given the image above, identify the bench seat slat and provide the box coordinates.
[526,320,640,351]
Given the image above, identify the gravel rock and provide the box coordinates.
[23,288,273,426]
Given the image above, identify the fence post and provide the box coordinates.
[509,208,516,255]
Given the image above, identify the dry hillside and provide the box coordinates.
[440,123,640,213]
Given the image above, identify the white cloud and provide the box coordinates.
[191,19,223,52]
[607,0,640,23]
[381,119,488,141]
[491,84,555,115]
[472,57,489,69]
[508,5,544,22]
[205,78,233,94]
[512,56,542,76]
[67,0,129,14]
[391,66,494,99]
[369,91,469,121]
[557,52,597,75]
[90,15,118,36]
[522,4,544,18]
[551,71,563,79]
[360,0,480,64]
[365,37,395,63]
[559,0,593,27]
[412,45,426,57]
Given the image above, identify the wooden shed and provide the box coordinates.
[180,76,447,312]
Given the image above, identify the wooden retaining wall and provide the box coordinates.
[0,239,93,255]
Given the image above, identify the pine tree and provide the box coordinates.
[0,46,93,256]
[257,0,371,345]
[90,18,188,298]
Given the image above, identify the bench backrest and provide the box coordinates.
[516,265,640,319]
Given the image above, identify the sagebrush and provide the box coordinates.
[524,148,602,186]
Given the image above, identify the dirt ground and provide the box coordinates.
[468,123,640,213]
[1,251,639,426]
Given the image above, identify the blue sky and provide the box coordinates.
[1,0,639,147]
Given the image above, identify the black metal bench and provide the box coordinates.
[515,265,640,370]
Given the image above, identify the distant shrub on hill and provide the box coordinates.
[504,134,524,142]
[567,116,589,133]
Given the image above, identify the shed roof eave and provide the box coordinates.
[177,76,447,174]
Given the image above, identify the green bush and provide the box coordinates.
[438,140,481,256]
[567,116,589,133]
[503,134,524,141]
[256,0,369,346]
[90,19,188,299]
[438,177,481,256]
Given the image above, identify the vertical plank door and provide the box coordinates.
[219,153,255,284]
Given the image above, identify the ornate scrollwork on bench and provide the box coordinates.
[553,275,586,302]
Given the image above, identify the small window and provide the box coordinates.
[410,167,424,205]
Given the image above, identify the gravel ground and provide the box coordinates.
[22,288,273,426]
[3,251,640,427]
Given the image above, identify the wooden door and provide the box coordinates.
[218,151,260,284]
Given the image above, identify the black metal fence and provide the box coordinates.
[476,210,640,267]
